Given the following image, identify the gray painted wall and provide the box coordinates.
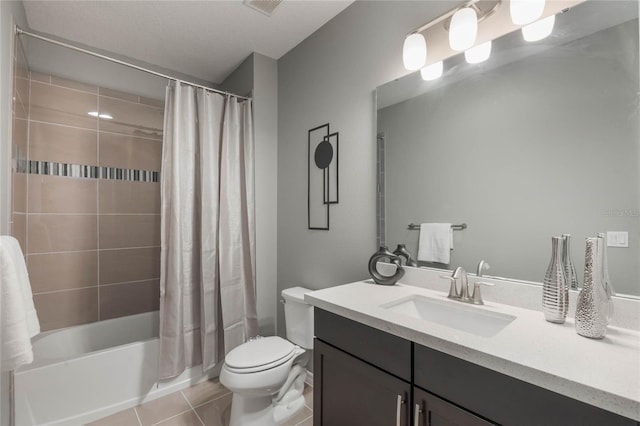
[379,20,639,296]
[276,1,458,337]
[222,53,279,336]
[252,54,279,336]
[277,1,640,338]
[220,54,253,97]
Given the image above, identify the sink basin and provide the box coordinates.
[380,295,516,337]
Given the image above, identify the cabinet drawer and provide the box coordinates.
[314,309,411,381]
[414,344,637,426]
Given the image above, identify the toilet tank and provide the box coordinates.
[281,287,314,349]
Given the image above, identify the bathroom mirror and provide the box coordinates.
[376,1,640,296]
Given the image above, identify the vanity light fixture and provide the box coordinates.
[465,40,492,64]
[420,61,444,81]
[403,33,427,71]
[449,7,478,51]
[522,14,555,42]
[510,0,546,25]
[402,1,501,71]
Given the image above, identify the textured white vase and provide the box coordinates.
[575,237,608,339]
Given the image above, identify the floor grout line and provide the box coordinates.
[149,408,195,426]
[91,384,310,426]
[294,414,313,426]
[191,390,233,410]
[180,390,205,426]
[133,407,143,426]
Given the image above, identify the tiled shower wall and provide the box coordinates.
[11,64,165,331]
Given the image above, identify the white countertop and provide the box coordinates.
[305,280,640,421]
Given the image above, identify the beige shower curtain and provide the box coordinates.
[159,82,258,380]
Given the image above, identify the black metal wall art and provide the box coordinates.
[308,123,339,230]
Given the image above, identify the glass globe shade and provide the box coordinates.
[449,7,478,51]
[403,33,427,71]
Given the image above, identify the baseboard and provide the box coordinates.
[305,370,313,387]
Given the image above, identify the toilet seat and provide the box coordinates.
[224,336,297,374]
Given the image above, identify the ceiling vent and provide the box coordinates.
[243,0,283,17]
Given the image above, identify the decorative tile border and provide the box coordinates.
[18,159,159,183]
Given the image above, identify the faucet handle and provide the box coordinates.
[472,281,494,305]
[440,275,459,299]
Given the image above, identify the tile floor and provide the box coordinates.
[86,378,313,426]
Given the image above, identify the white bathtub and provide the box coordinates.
[14,312,213,426]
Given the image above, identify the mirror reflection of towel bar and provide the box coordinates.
[408,223,467,230]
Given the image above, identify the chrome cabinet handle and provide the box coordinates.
[396,394,404,426]
[414,403,422,426]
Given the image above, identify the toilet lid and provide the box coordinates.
[225,336,295,371]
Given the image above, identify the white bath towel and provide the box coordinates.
[417,223,453,264]
[1,236,40,371]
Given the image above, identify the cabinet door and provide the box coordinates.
[314,339,410,426]
[413,387,495,426]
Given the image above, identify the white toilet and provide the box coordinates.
[220,287,314,426]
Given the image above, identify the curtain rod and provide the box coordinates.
[14,26,250,101]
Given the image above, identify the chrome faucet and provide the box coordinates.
[476,260,490,277]
[452,266,470,301]
[441,266,493,305]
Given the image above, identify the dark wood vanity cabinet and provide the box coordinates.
[313,308,412,426]
[413,344,638,426]
[413,387,493,426]
[314,339,410,425]
[313,309,638,426]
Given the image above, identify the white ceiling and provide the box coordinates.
[22,0,355,84]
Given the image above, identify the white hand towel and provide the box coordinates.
[417,223,453,264]
[1,236,40,371]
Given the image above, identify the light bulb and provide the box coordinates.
[510,0,545,25]
[522,14,555,42]
[465,40,492,64]
[403,33,427,71]
[449,7,478,51]
[420,61,443,81]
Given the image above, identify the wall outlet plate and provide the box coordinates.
[606,231,629,248]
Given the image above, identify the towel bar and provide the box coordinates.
[407,223,467,230]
